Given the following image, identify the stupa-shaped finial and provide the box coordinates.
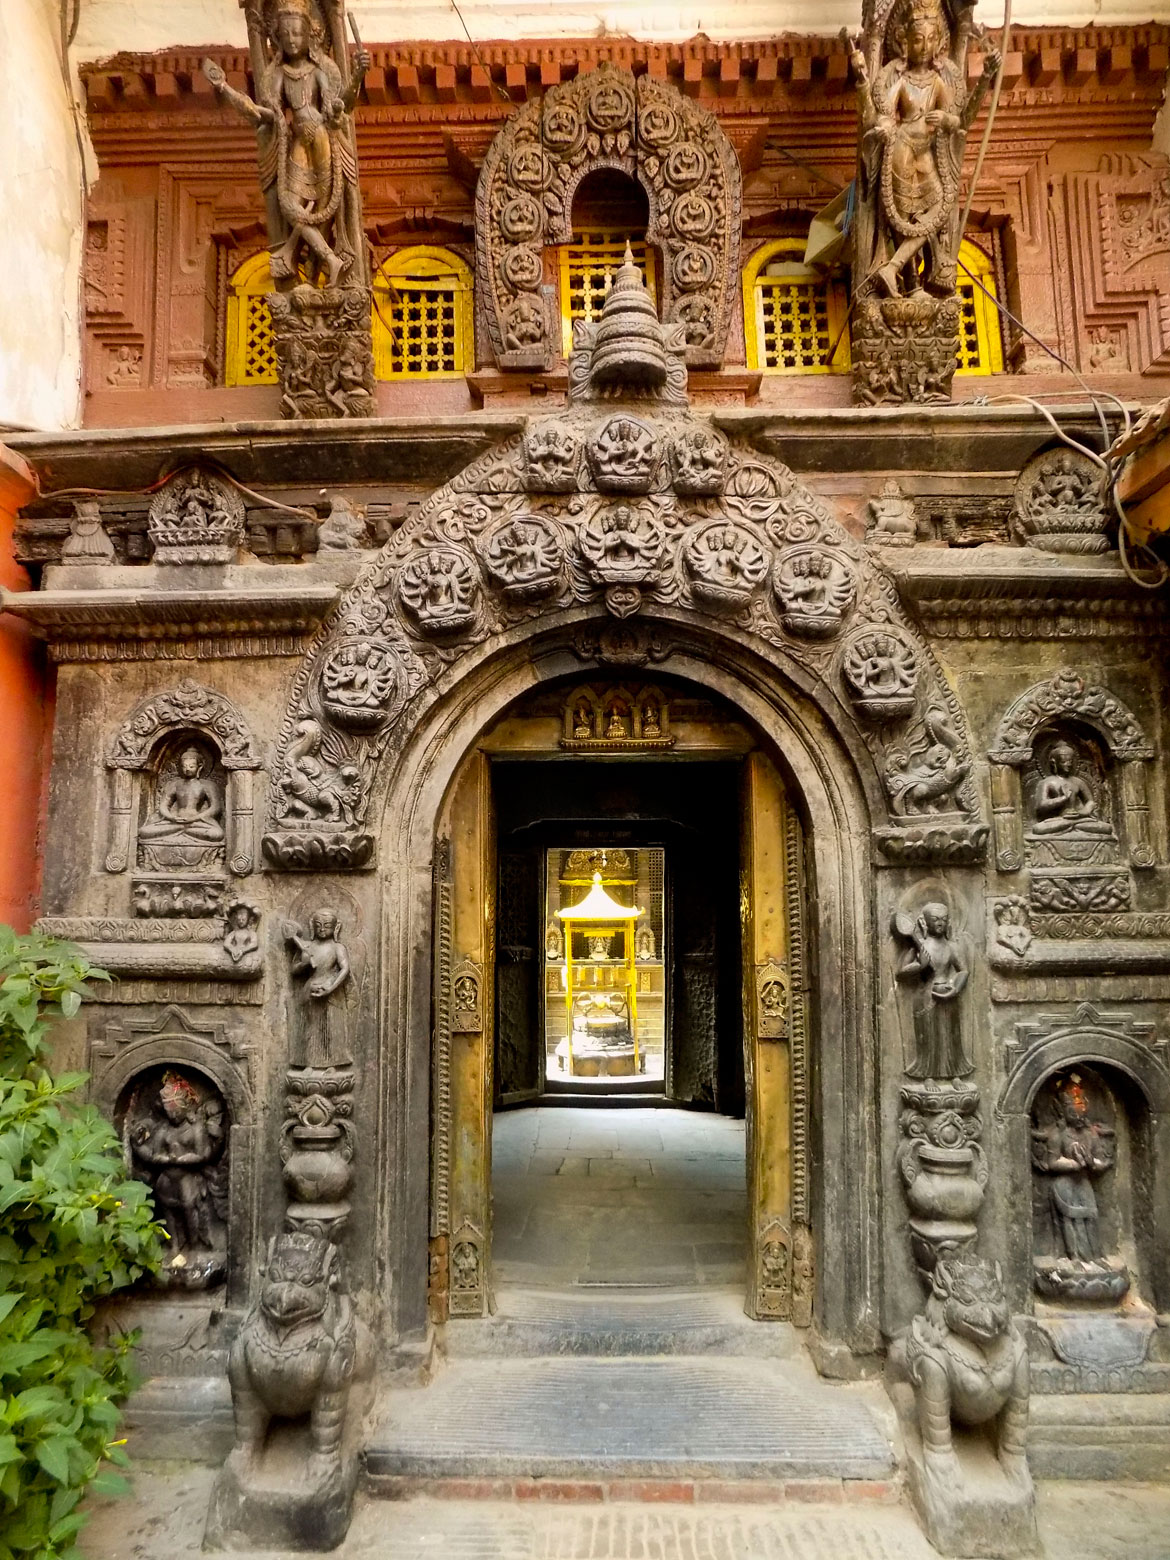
[587,241,669,393]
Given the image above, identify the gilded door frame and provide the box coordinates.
[424,668,820,1328]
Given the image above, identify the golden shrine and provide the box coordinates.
[555,872,643,1077]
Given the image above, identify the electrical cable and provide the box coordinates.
[36,459,318,523]
[957,0,1012,244]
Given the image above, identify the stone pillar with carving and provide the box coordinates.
[202,0,375,420]
[206,905,360,1550]
[848,0,1000,405]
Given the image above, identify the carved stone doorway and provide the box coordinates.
[428,675,811,1326]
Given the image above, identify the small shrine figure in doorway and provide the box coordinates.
[286,909,352,1067]
[894,901,972,1079]
[1031,1076,1115,1264]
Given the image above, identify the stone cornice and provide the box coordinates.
[0,583,340,662]
[889,546,1170,637]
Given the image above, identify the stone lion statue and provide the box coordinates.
[227,1231,357,1474]
[890,1251,1030,1482]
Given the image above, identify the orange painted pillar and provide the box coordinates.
[0,445,47,931]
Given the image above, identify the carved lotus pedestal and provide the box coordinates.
[851,294,960,407]
[1033,1255,1130,1303]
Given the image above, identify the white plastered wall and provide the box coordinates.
[0,0,90,432]
[72,0,1170,55]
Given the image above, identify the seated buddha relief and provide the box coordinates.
[1026,736,1115,844]
[138,739,227,871]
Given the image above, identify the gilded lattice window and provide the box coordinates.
[742,240,850,374]
[559,231,657,357]
[372,247,473,379]
[955,238,1005,376]
[225,252,278,387]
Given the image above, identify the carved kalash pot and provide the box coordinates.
[588,244,669,394]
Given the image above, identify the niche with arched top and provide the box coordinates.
[1030,1063,1143,1305]
[116,1064,231,1292]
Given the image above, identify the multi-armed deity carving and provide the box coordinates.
[203,0,374,419]
[123,1069,229,1289]
[849,0,999,405]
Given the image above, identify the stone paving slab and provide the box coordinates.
[365,1357,894,1480]
[80,1464,1170,1560]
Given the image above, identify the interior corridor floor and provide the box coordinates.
[491,1105,747,1289]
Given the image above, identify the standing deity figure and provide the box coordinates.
[851,0,999,301]
[894,902,973,1079]
[203,0,369,289]
[287,910,352,1068]
[202,0,376,420]
[1031,1078,1115,1265]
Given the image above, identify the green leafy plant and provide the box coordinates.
[0,927,163,1560]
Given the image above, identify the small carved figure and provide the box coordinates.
[139,747,226,863]
[398,548,478,635]
[1014,449,1110,553]
[126,1071,228,1287]
[991,896,1032,958]
[320,641,400,729]
[587,416,660,494]
[287,910,352,1067]
[317,493,367,549]
[890,1252,1031,1487]
[226,1233,356,1472]
[60,501,116,566]
[635,922,656,961]
[773,550,856,637]
[147,469,247,563]
[669,426,728,495]
[223,899,261,963]
[524,423,579,491]
[1029,741,1114,839]
[1031,1073,1121,1279]
[684,521,770,610]
[641,700,662,739]
[579,504,665,585]
[572,700,594,740]
[843,631,918,719]
[545,919,564,961]
[865,478,918,546]
[279,717,361,824]
[606,703,630,739]
[481,516,562,600]
[886,707,971,817]
[894,903,973,1079]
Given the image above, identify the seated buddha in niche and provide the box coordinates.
[1029,740,1114,839]
[139,746,225,846]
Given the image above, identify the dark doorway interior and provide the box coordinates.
[492,759,744,1114]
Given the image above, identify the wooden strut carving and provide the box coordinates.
[474,62,742,371]
[202,0,375,419]
[848,0,1000,405]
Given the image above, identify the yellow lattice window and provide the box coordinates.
[225,251,278,386]
[743,240,850,374]
[955,238,1005,375]
[559,231,657,357]
[372,247,473,380]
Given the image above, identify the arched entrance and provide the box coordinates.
[262,259,986,1371]
[428,670,811,1323]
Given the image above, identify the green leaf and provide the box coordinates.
[35,1435,72,1484]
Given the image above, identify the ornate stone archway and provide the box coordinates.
[474,61,743,370]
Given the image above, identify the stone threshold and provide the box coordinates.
[363,1473,903,1505]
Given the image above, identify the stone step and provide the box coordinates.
[364,1356,897,1485]
[446,1286,796,1358]
[1029,1391,1170,1482]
